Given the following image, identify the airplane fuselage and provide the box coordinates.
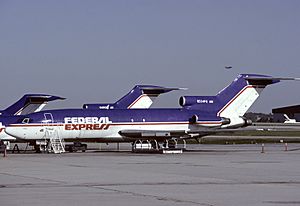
[4,74,289,144]
[5,108,224,142]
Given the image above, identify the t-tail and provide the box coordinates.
[180,74,297,128]
[83,85,184,110]
[0,94,65,116]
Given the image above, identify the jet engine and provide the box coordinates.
[179,96,217,107]
[222,116,252,128]
[240,116,253,127]
[189,114,231,126]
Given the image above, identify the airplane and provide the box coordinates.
[0,86,180,151]
[225,66,232,70]
[5,74,297,152]
[0,94,65,142]
[283,114,297,123]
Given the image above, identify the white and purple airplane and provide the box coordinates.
[5,74,296,150]
[0,86,176,142]
[0,86,178,151]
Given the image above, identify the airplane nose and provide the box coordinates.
[5,126,25,139]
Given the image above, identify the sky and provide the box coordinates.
[0,0,300,113]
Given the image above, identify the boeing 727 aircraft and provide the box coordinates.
[1,86,179,151]
[5,74,297,152]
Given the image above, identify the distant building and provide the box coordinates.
[272,105,300,123]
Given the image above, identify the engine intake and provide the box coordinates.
[221,117,231,125]
[190,115,199,123]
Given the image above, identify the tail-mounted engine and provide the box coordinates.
[179,96,217,107]
[221,116,252,128]
[189,114,231,127]
[240,116,252,127]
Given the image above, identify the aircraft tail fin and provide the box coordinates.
[83,85,184,109]
[180,74,298,128]
[1,94,65,116]
[120,85,184,109]
[181,74,296,118]
[216,74,282,118]
[217,74,300,118]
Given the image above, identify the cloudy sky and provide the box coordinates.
[0,0,299,113]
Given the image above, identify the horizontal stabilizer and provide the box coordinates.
[136,86,186,94]
[245,76,300,85]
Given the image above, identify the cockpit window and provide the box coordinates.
[22,118,30,124]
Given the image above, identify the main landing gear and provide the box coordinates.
[132,139,186,153]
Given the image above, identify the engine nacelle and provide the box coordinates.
[179,96,217,107]
[222,116,252,128]
[241,117,252,127]
[189,115,231,127]
[190,114,199,124]
[221,117,231,125]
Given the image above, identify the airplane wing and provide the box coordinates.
[119,123,300,141]
[118,129,228,140]
[119,130,188,139]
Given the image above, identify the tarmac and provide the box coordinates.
[1,143,300,206]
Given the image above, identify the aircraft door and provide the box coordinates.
[43,113,55,137]
[44,113,54,124]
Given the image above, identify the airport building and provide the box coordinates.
[272,105,300,122]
